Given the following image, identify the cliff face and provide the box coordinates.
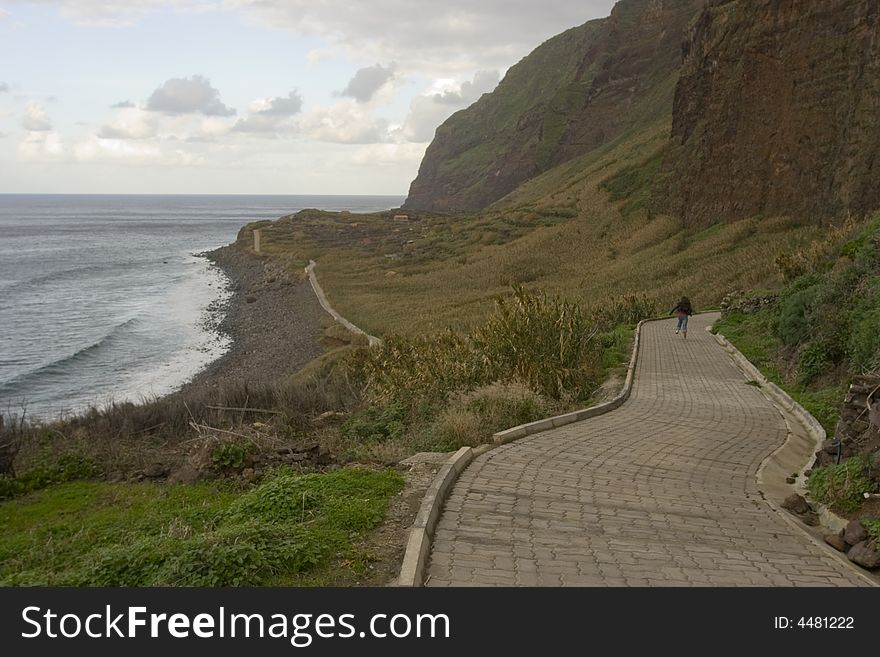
[404,0,702,213]
[656,0,880,225]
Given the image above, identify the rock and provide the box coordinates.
[167,464,200,485]
[785,476,796,484]
[106,471,125,483]
[781,493,811,515]
[847,540,880,569]
[245,295,257,303]
[843,519,868,546]
[241,468,256,483]
[823,533,847,552]
[801,511,820,527]
[143,463,169,479]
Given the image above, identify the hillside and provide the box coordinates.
[655,0,880,226]
[242,2,880,339]
[404,0,702,213]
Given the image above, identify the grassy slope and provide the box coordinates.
[258,119,825,338]
[0,468,403,586]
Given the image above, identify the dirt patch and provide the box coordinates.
[351,453,449,586]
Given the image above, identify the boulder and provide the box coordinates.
[781,493,811,515]
[823,533,847,552]
[843,519,868,546]
[847,540,880,569]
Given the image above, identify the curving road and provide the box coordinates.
[424,314,870,586]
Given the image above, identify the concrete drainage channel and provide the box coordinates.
[396,316,657,587]
[711,329,879,586]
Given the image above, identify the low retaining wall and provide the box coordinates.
[397,316,660,586]
[305,260,382,347]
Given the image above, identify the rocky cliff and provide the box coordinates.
[404,0,702,213]
[655,0,880,226]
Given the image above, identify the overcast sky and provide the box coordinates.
[0,1,616,194]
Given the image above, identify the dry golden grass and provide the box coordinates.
[254,119,826,337]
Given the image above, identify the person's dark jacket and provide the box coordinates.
[669,301,693,316]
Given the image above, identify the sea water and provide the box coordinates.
[0,194,403,420]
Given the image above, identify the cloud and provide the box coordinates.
[18,131,65,160]
[111,100,135,108]
[226,0,617,75]
[430,69,499,105]
[349,142,427,167]
[21,102,53,131]
[399,70,499,142]
[0,82,9,93]
[20,1,220,27]
[96,107,159,139]
[146,75,235,116]
[301,101,389,144]
[251,90,303,116]
[232,90,303,135]
[339,63,396,103]
[0,131,7,139]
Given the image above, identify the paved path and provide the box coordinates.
[425,314,869,586]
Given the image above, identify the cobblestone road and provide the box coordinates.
[425,314,869,586]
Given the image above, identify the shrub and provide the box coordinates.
[471,286,599,400]
[863,518,880,543]
[341,402,407,443]
[797,341,834,385]
[775,286,819,347]
[211,441,255,471]
[0,454,103,501]
[807,456,874,513]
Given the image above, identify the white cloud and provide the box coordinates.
[399,70,499,142]
[0,82,10,93]
[20,102,53,131]
[96,107,159,139]
[16,1,220,27]
[301,100,390,144]
[111,100,135,108]
[339,63,396,103]
[225,0,616,75]
[350,142,427,166]
[22,1,616,74]
[18,131,65,160]
[146,75,235,116]
[232,90,303,136]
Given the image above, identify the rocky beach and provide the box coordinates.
[180,242,327,395]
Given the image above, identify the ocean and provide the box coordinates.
[0,194,404,421]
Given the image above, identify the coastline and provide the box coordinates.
[177,242,326,396]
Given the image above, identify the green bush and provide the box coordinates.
[863,518,880,543]
[0,454,103,501]
[807,456,874,513]
[211,442,255,471]
[798,341,834,384]
[341,402,407,443]
[776,286,818,347]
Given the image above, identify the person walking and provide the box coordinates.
[669,296,694,338]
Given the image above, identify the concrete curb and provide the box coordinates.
[711,327,879,586]
[397,447,474,587]
[397,315,674,586]
[305,260,382,347]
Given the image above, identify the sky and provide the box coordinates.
[0,1,617,195]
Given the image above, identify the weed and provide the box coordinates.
[807,456,874,513]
